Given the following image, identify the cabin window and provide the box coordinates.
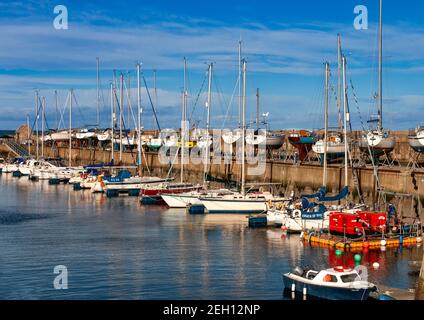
[323,274,338,283]
[341,273,360,283]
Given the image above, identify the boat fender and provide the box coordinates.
[303,287,307,296]
[291,284,296,292]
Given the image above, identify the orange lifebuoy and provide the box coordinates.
[324,274,332,282]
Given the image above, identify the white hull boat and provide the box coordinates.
[359,131,395,153]
[161,189,234,208]
[200,193,284,214]
[283,266,377,300]
[408,126,424,153]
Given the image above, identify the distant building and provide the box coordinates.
[15,124,33,145]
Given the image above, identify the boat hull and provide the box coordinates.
[140,186,202,205]
[359,132,395,154]
[200,198,267,214]
[282,217,329,233]
[161,194,203,208]
[409,136,424,153]
[288,135,315,161]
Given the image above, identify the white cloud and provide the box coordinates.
[1,14,424,129]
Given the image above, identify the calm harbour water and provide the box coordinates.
[0,173,422,300]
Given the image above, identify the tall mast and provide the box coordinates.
[119,73,123,162]
[96,57,100,127]
[256,88,260,130]
[41,96,45,158]
[55,90,59,130]
[154,69,158,110]
[337,34,342,130]
[137,63,142,176]
[181,58,187,183]
[35,91,39,160]
[323,62,329,187]
[110,82,114,162]
[204,63,213,188]
[127,71,131,129]
[378,0,383,130]
[342,56,349,187]
[26,113,30,156]
[238,40,242,129]
[241,59,247,196]
[69,89,73,167]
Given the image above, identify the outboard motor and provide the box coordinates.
[293,266,304,277]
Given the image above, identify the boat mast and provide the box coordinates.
[342,55,349,187]
[154,69,158,111]
[337,34,342,130]
[181,57,187,184]
[41,96,45,158]
[127,71,131,130]
[205,62,213,188]
[256,88,260,130]
[35,90,39,160]
[96,57,100,127]
[110,82,114,163]
[137,63,142,176]
[241,59,247,196]
[238,40,242,129]
[378,0,383,130]
[26,113,30,156]
[119,73,123,162]
[323,62,329,187]
[55,90,59,130]
[69,89,73,167]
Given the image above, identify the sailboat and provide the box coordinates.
[245,89,285,150]
[275,58,352,232]
[199,60,286,214]
[139,58,201,205]
[222,41,244,150]
[313,35,347,164]
[359,0,395,156]
[161,63,235,209]
[408,126,424,153]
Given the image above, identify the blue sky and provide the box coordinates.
[0,0,423,130]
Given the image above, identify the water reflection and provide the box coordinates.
[0,173,422,299]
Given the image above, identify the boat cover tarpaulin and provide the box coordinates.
[318,186,349,202]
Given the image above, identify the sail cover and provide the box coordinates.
[318,186,349,202]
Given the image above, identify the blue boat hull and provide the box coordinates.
[283,275,373,300]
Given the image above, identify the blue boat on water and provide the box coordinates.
[283,266,377,300]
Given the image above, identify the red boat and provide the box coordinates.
[288,130,316,162]
[329,212,387,237]
[139,183,202,205]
